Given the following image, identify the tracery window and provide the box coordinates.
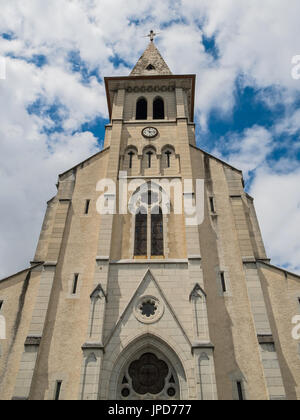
[119,352,179,399]
[132,183,166,258]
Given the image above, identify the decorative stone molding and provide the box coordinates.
[192,342,215,351]
[81,343,104,351]
[134,295,164,324]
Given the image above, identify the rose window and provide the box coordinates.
[134,296,164,324]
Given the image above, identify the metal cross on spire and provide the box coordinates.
[146,29,160,42]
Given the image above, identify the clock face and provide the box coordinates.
[142,127,158,139]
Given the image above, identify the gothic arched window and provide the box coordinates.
[136,97,147,120]
[153,97,164,120]
[134,210,147,256]
[151,207,163,256]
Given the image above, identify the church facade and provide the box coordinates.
[1,37,300,400]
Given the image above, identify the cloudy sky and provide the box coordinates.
[0,0,300,278]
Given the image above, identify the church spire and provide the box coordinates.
[130,30,172,76]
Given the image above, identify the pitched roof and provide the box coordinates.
[130,41,172,76]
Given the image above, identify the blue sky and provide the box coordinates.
[0,0,300,277]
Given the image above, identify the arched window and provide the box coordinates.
[165,150,172,168]
[161,146,176,172]
[124,146,138,171]
[151,207,163,256]
[132,183,165,258]
[153,97,164,120]
[128,151,135,169]
[142,146,156,172]
[134,209,147,256]
[136,97,147,120]
[146,151,153,168]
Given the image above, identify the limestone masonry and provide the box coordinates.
[0,37,300,400]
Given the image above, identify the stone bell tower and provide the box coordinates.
[1,32,300,401]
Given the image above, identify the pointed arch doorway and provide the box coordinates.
[108,335,188,400]
[119,350,179,400]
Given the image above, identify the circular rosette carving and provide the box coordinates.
[134,295,164,324]
[128,353,168,395]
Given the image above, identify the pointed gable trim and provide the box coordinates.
[103,269,193,349]
[90,284,107,301]
[189,283,207,301]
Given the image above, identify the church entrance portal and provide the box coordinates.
[118,351,179,400]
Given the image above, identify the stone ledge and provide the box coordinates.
[44,261,57,267]
[242,258,257,264]
[82,342,104,351]
[110,259,189,265]
[11,397,29,400]
[96,256,110,261]
[25,336,42,346]
[257,335,274,344]
[192,342,215,350]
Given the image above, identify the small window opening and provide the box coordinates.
[72,274,79,295]
[146,151,153,168]
[54,381,62,400]
[85,200,90,215]
[136,98,147,120]
[210,197,215,213]
[220,272,226,293]
[128,151,135,169]
[153,97,164,120]
[146,64,155,70]
[169,375,175,384]
[237,381,244,401]
[165,151,172,168]
[147,189,152,205]
[0,301,3,311]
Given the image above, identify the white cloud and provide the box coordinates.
[250,167,300,274]
[212,126,273,179]
[0,0,300,277]
[213,122,300,274]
